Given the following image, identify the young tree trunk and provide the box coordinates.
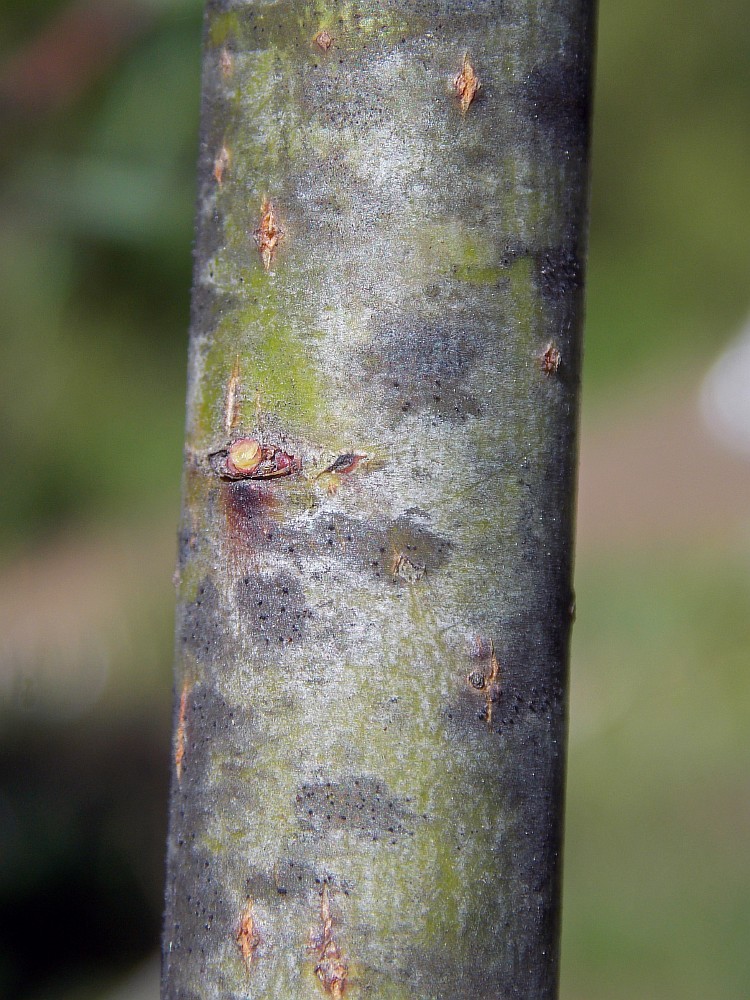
[162,2,595,997]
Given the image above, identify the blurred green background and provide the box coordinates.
[0,1,748,998]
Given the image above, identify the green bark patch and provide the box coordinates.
[506,253,543,342]
[414,221,501,286]
[208,1,415,59]
[194,290,324,444]
[208,11,241,49]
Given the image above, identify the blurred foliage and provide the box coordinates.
[562,547,750,1000]
[0,1,748,998]
[0,0,202,553]
[585,1,750,391]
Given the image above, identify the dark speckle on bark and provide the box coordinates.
[179,578,223,664]
[296,777,415,840]
[361,319,484,422]
[163,684,256,999]
[520,60,592,149]
[309,511,451,581]
[243,858,353,901]
[236,571,311,648]
[535,246,583,303]
[175,684,256,794]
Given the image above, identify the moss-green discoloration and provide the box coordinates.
[207,1,415,60]
[205,305,322,431]
[192,274,324,445]
[164,1,593,997]
[208,11,241,49]
[414,222,502,286]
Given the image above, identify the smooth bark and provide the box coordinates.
[162,1,595,997]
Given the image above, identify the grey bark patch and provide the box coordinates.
[360,319,483,421]
[179,578,223,663]
[189,269,232,345]
[295,777,415,841]
[236,570,311,647]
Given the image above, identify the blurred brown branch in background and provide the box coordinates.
[0,0,153,118]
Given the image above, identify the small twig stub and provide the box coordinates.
[209,437,301,481]
[236,900,262,971]
[540,342,561,375]
[321,453,367,476]
[310,885,348,998]
[213,145,230,186]
[467,639,501,728]
[391,552,426,583]
[254,198,284,270]
[454,54,481,112]
[314,30,333,52]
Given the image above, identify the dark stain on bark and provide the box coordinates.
[163,685,257,999]
[445,615,568,739]
[162,837,235,998]
[388,512,451,576]
[236,570,311,647]
[175,684,256,795]
[216,501,450,587]
[534,246,583,303]
[296,777,415,842]
[361,319,482,421]
[243,858,352,901]
[312,510,451,581]
[519,59,591,149]
[176,526,197,573]
[307,71,389,132]
[221,479,281,564]
[179,578,224,663]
